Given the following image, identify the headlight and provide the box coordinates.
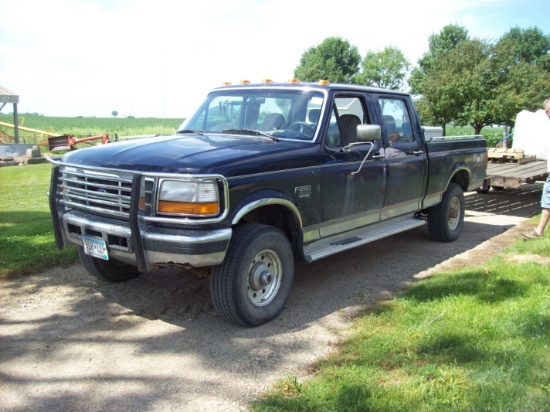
[157,179,219,216]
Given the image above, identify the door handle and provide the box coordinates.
[413,150,424,155]
[372,154,385,159]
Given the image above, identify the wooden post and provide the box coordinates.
[13,103,19,144]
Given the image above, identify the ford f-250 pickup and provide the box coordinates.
[48,80,487,326]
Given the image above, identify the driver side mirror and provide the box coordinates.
[357,124,381,142]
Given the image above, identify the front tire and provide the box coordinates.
[78,246,140,282]
[427,183,465,242]
[210,224,294,327]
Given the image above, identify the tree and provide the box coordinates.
[412,97,436,127]
[410,24,550,134]
[489,27,550,127]
[112,110,118,117]
[294,37,361,83]
[355,46,410,91]
[414,37,495,134]
[449,40,495,134]
[409,24,470,96]
[496,26,550,69]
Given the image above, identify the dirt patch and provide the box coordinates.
[504,253,550,266]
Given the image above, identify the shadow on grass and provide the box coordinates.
[403,269,530,304]
[417,333,488,363]
[0,211,78,278]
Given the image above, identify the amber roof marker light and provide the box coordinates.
[220,78,329,85]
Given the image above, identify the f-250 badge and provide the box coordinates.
[295,185,312,198]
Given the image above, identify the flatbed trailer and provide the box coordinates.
[481,158,548,191]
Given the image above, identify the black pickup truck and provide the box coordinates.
[48,81,487,326]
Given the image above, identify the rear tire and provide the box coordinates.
[427,183,465,242]
[210,224,294,327]
[78,246,140,282]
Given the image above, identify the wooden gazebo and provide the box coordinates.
[0,86,20,143]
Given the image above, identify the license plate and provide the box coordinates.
[82,235,109,260]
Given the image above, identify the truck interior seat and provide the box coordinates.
[308,109,320,123]
[339,114,361,146]
[260,113,286,130]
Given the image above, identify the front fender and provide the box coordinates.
[230,189,302,228]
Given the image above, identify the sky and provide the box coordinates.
[0,0,549,120]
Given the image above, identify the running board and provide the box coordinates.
[303,216,426,262]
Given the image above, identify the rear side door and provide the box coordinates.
[374,94,428,219]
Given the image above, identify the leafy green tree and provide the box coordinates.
[294,37,361,83]
[409,24,469,96]
[496,26,550,68]
[355,46,410,90]
[111,110,119,117]
[451,40,495,134]
[411,24,550,134]
[415,38,494,134]
[412,97,436,126]
[489,27,550,127]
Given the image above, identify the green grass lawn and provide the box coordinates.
[252,234,550,411]
[0,163,78,277]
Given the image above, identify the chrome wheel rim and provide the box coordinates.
[448,196,461,231]
[247,249,282,306]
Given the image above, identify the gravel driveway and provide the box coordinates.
[0,185,543,411]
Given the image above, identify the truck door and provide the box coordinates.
[320,95,386,238]
[376,95,428,218]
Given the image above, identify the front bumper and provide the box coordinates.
[48,163,232,272]
[60,210,232,271]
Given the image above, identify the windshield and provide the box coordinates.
[178,88,325,141]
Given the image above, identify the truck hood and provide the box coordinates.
[60,133,318,176]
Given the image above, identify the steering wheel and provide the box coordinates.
[287,121,315,138]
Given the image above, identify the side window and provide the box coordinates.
[379,98,414,143]
[326,96,368,148]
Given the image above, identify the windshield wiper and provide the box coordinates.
[222,129,279,141]
[176,129,204,135]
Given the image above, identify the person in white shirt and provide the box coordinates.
[521,98,550,239]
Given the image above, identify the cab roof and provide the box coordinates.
[211,80,410,96]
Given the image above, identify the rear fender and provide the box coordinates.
[423,165,470,210]
[448,165,471,192]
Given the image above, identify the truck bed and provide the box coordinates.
[487,159,548,188]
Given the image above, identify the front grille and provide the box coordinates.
[59,167,134,219]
